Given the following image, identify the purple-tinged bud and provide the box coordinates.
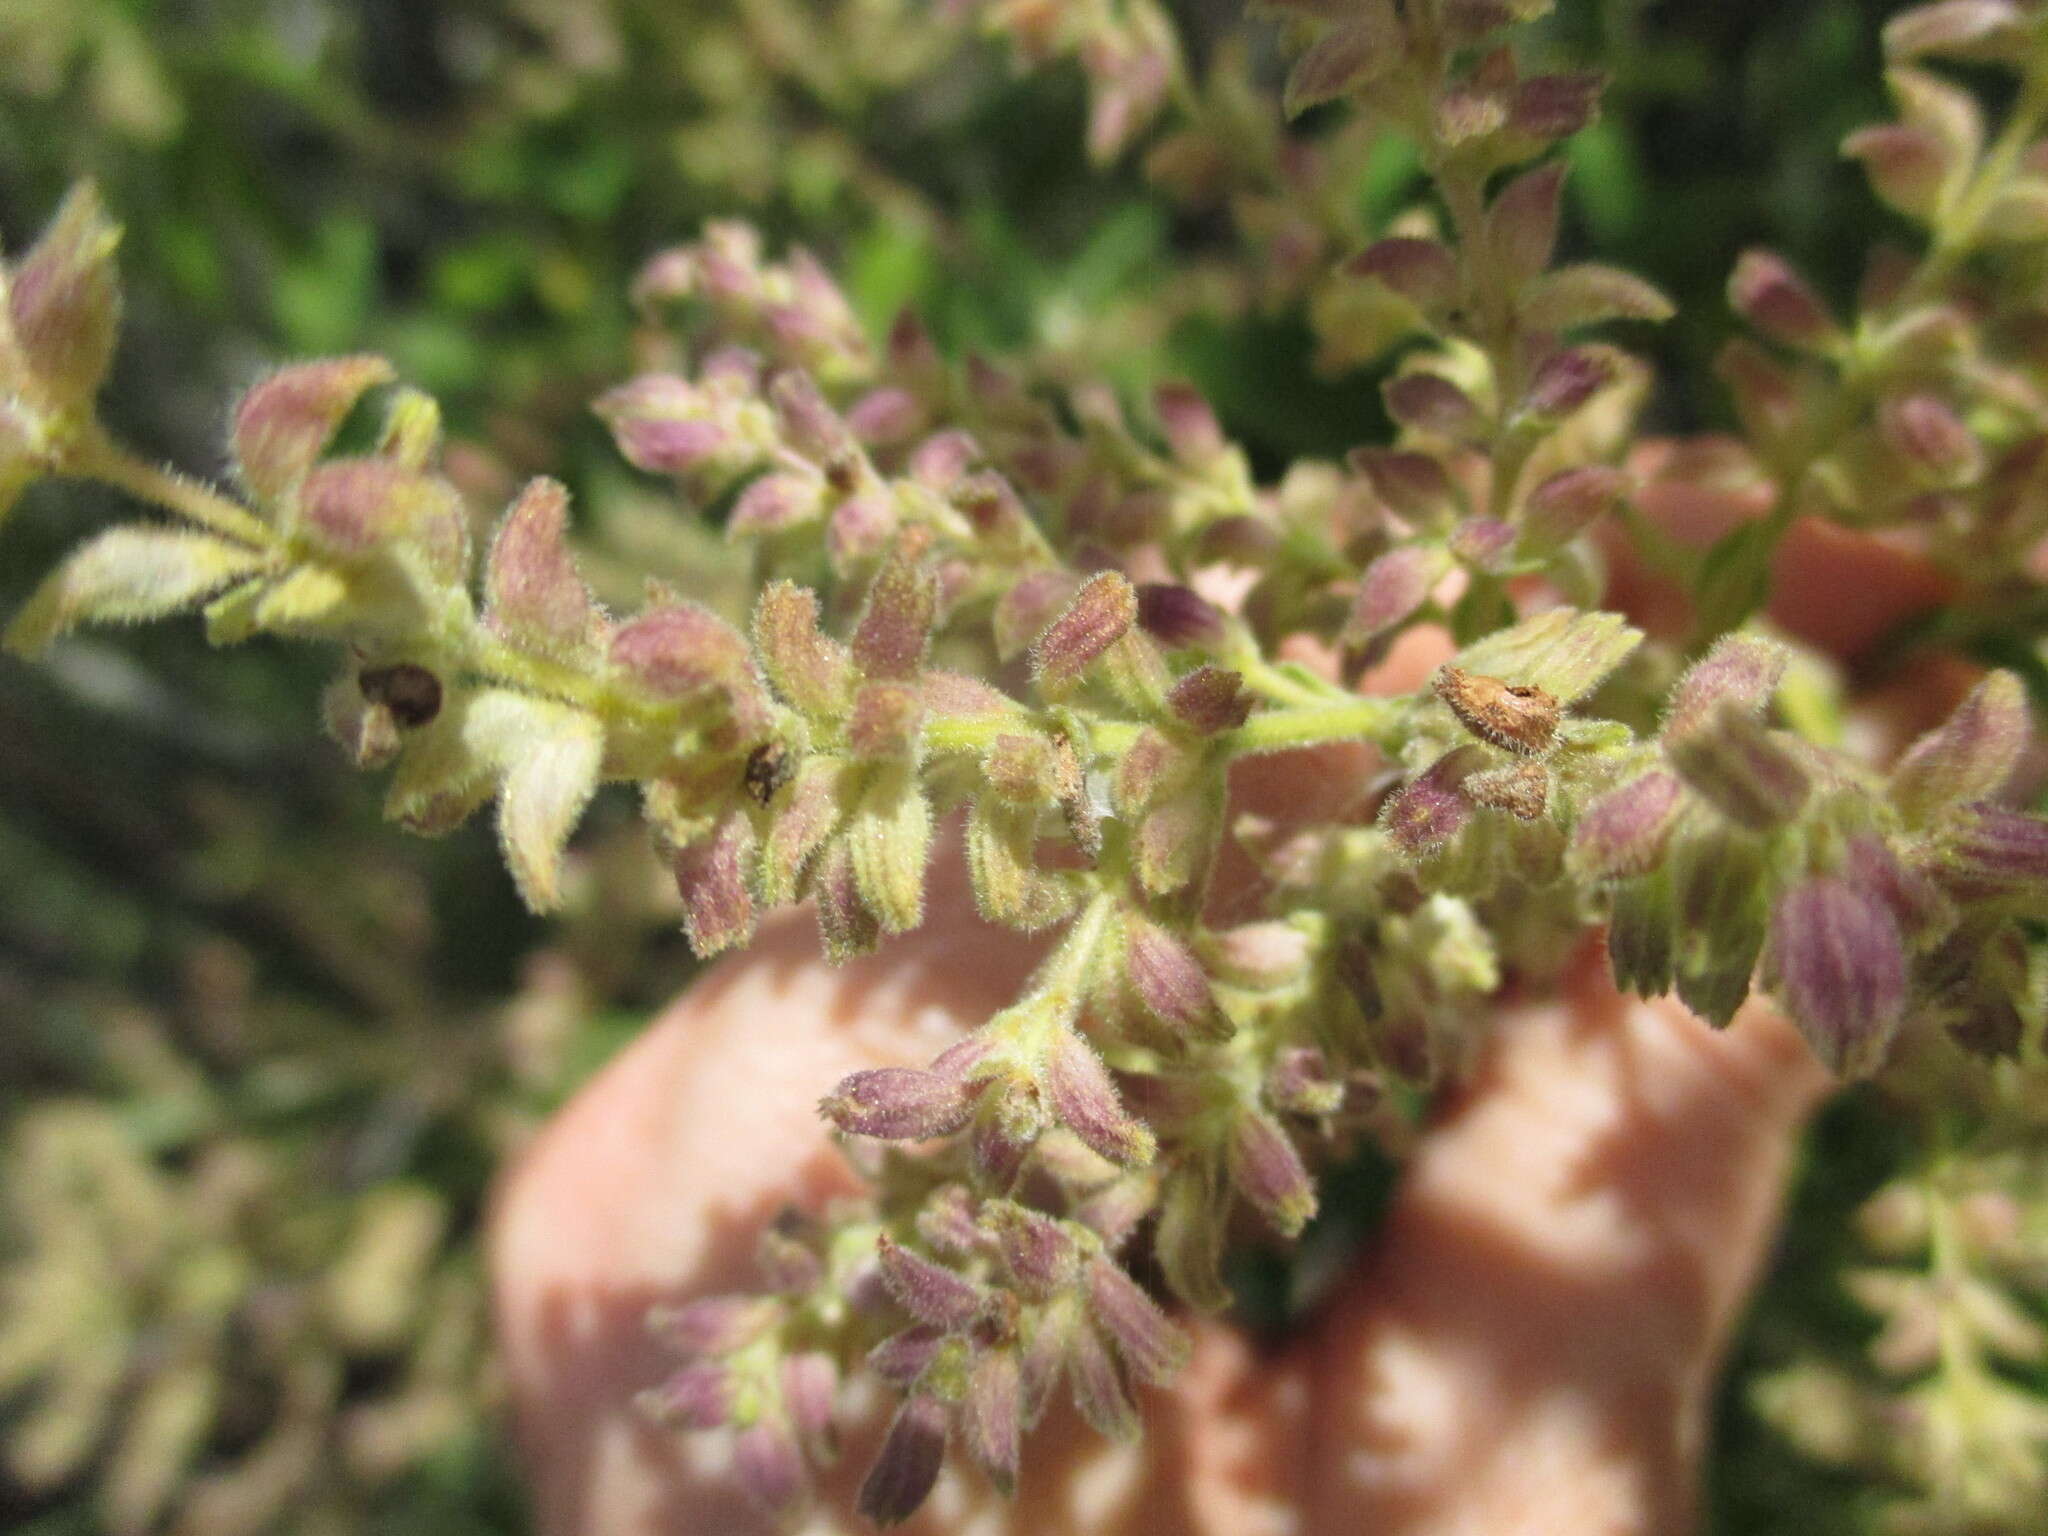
[887,308,944,386]
[1033,571,1138,694]
[1729,250,1842,352]
[1522,463,1625,547]
[1385,373,1482,439]
[1769,877,1907,1077]
[848,680,925,759]
[649,1295,780,1357]
[1075,1174,1159,1255]
[971,1091,1041,1192]
[857,1393,950,1527]
[1436,666,1561,755]
[983,1203,1080,1299]
[1282,10,1402,119]
[923,670,1015,721]
[1884,1,2029,62]
[611,602,752,699]
[758,1227,825,1295]
[1716,339,1805,447]
[1663,634,1788,740]
[638,1362,734,1430]
[1938,804,2048,897]
[1449,517,1517,573]
[869,1325,945,1386]
[915,1183,983,1257]
[729,468,826,536]
[1085,1257,1190,1385]
[1382,748,1478,857]
[595,376,733,475]
[1227,1111,1318,1237]
[1154,1168,1229,1312]
[1067,1314,1140,1441]
[1350,448,1459,524]
[1166,666,1252,736]
[827,493,899,568]
[232,356,394,503]
[782,1352,839,1460]
[1843,124,1950,221]
[751,580,852,720]
[1124,917,1230,1041]
[629,246,696,312]
[1043,1030,1155,1168]
[1487,161,1567,286]
[1880,393,1982,486]
[767,370,850,465]
[1345,544,1450,643]
[1889,671,2029,821]
[1465,758,1550,819]
[1522,347,1614,418]
[852,543,938,681]
[1841,834,1955,947]
[1570,770,1685,881]
[876,1233,984,1331]
[1193,514,1278,566]
[846,386,923,447]
[8,182,122,413]
[1666,703,1810,830]
[674,813,758,958]
[822,1068,977,1141]
[1136,582,1226,650]
[485,478,602,658]
[1344,237,1459,310]
[1266,1047,1345,1117]
[734,1420,807,1517]
[993,570,1079,662]
[1203,922,1311,989]
[1154,381,1226,464]
[1511,72,1603,140]
[296,457,458,562]
[963,1347,1022,1494]
[909,430,980,492]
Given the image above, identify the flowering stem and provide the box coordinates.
[71,431,279,549]
[1222,695,1396,757]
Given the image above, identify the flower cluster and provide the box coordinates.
[5,0,2048,1528]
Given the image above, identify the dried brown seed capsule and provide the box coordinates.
[358,662,442,728]
[743,740,793,805]
[1434,665,1560,755]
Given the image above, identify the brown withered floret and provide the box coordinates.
[1434,665,1560,755]
[358,662,442,728]
[743,740,794,805]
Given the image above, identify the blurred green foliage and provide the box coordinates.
[0,1,2003,1532]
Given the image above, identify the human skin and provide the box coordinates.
[488,513,1969,1536]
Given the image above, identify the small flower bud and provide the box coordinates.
[1843,123,1950,221]
[1067,1312,1140,1440]
[1344,236,1459,310]
[1880,393,1982,487]
[650,1295,780,1357]
[971,1088,1043,1191]
[1522,348,1614,419]
[611,602,753,700]
[1570,769,1685,881]
[1032,571,1138,694]
[869,1325,945,1385]
[1351,448,1459,523]
[484,478,602,658]
[750,580,852,720]
[1938,804,2048,897]
[1084,1257,1191,1385]
[1465,758,1550,819]
[876,1233,984,1331]
[1889,670,2029,821]
[595,375,734,475]
[729,468,826,536]
[639,1361,735,1430]
[1153,382,1226,464]
[1518,263,1674,331]
[1345,544,1450,643]
[1124,917,1231,1041]
[1136,582,1226,649]
[822,1068,978,1141]
[1202,921,1312,989]
[1384,373,1482,439]
[1282,10,1403,119]
[1435,665,1561,755]
[1449,517,1517,573]
[1166,665,1252,735]
[857,1393,950,1527]
[963,1347,1022,1494]
[1666,703,1811,830]
[1522,463,1625,547]
[1663,634,1788,740]
[232,356,394,503]
[1266,1047,1346,1117]
[983,1203,1080,1299]
[674,812,758,958]
[734,1420,807,1517]
[1769,877,1908,1077]
[1511,71,1603,140]
[1227,1110,1318,1237]
[1487,161,1567,285]
[848,680,925,759]
[1381,747,1479,857]
[1729,250,1841,352]
[782,1352,840,1460]
[8,182,122,413]
[767,369,853,463]
[1043,1031,1155,1168]
[852,543,938,681]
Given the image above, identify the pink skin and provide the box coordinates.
[489,516,1969,1535]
